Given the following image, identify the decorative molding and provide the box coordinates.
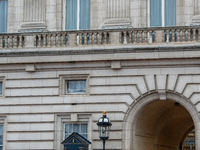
[20,0,47,32]
[104,0,132,29]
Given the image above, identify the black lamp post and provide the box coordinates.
[97,111,112,150]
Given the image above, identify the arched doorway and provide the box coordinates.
[123,92,200,150]
[135,100,194,150]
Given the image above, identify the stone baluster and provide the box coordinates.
[13,36,17,48]
[132,31,136,43]
[198,29,200,42]
[43,34,46,47]
[139,31,143,43]
[193,29,196,42]
[144,31,147,43]
[123,31,127,44]
[176,30,180,42]
[96,33,99,44]
[7,36,10,48]
[136,31,140,43]
[153,31,156,43]
[34,35,37,47]
[182,29,185,42]
[63,34,66,46]
[134,31,137,43]
[88,33,92,45]
[99,32,102,44]
[166,30,169,42]
[93,33,97,45]
[103,32,107,44]
[0,36,2,48]
[180,29,184,42]
[19,36,22,48]
[38,35,41,47]
[171,30,175,42]
[52,34,56,47]
[148,30,152,43]
[9,36,13,48]
[47,34,51,47]
[187,29,190,42]
[128,31,132,44]
[57,34,61,47]
[84,33,87,45]
[5,36,8,48]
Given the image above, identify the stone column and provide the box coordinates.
[19,0,47,32]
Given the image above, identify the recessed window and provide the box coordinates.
[65,123,88,139]
[0,125,3,150]
[65,0,90,30]
[60,75,89,96]
[0,0,8,33]
[0,82,2,96]
[66,80,86,94]
[150,0,176,27]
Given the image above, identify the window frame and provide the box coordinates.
[148,0,177,27]
[0,125,3,150]
[59,74,89,96]
[66,80,86,94]
[64,123,88,140]
[62,0,90,30]
[0,77,5,98]
[0,0,8,33]
[55,114,92,150]
[0,116,6,150]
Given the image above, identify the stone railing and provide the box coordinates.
[0,26,200,49]
[0,34,25,49]
[34,31,110,47]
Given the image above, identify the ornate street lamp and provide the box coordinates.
[97,111,112,150]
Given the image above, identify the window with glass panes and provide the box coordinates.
[66,80,86,94]
[65,123,88,139]
[0,0,8,33]
[0,82,2,96]
[0,125,3,150]
[150,0,176,27]
[66,0,90,30]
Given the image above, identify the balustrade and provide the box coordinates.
[121,29,154,44]
[1,26,200,50]
[0,34,25,49]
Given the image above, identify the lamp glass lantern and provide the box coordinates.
[97,111,112,140]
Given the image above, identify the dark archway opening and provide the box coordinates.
[135,100,194,150]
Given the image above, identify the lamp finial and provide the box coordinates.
[103,111,106,115]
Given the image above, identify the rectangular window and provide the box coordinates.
[164,0,176,26]
[66,80,86,94]
[65,123,88,139]
[150,0,176,27]
[0,82,2,96]
[0,125,3,150]
[66,0,90,30]
[0,0,8,33]
[150,0,162,27]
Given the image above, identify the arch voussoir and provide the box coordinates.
[123,92,200,150]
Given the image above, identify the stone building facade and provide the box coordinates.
[0,0,200,150]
